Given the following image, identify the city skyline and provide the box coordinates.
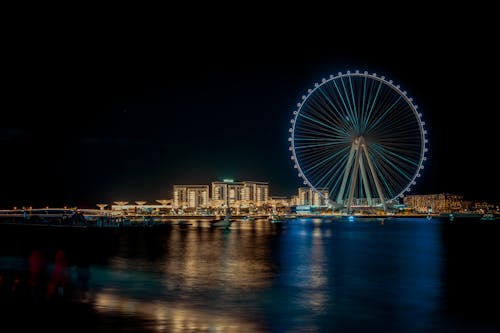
[2,14,498,208]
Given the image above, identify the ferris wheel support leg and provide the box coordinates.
[347,144,361,213]
[359,156,372,206]
[361,144,387,211]
[337,142,357,205]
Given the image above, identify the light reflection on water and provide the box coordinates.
[1,218,499,332]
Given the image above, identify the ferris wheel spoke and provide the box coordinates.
[295,126,348,142]
[371,162,396,199]
[298,113,348,137]
[317,88,354,134]
[373,149,413,183]
[311,154,348,193]
[365,95,403,133]
[303,98,348,133]
[294,141,344,150]
[332,80,357,129]
[363,79,383,132]
[373,145,419,167]
[375,119,419,139]
[313,88,354,135]
[347,76,360,130]
[300,146,350,174]
[339,77,360,130]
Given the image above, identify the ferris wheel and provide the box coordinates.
[289,70,427,210]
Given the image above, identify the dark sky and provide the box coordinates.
[1,8,498,208]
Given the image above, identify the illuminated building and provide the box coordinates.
[403,193,463,213]
[297,187,329,206]
[211,179,269,208]
[173,185,209,210]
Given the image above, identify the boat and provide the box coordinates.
[268,214,286,223]
[177,220,193,226]
[211,215,232,229]
[211,198,232,229]
[441,212,482,221]
[481,213,496,221]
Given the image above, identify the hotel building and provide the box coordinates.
[403,193,463,213]
[297,187,329,206]
[211,179,269,208]
[173,185,209,210]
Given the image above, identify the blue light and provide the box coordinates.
[348,215,354,222]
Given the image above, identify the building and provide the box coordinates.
[211,179,269,208]
[403,193,463,213]
[297,187,329,206]
[241,181,269,207]
[173,185,209,210]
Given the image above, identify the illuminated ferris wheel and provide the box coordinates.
[289,70,427,210]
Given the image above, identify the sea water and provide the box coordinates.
[0,217,498,332]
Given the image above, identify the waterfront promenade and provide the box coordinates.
[1,207,497,229]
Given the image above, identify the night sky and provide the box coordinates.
[2,8,498,208]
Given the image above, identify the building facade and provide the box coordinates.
[297,187,329,206]
[211,179,269,208]
[403,193,463,213]
[173,185,209,210]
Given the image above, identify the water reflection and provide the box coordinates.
[1,219,499,332]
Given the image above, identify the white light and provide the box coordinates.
[381,76,385,80]
[321,78,326,83]
[415,105,419,109]
[307,89,312,93]
[373,73,377,77]
[389,80,393,84]
[298,173,302,177]
[288,137,292,141]
[363,71,368,75]
[418,113,422,117]
[338,72,342,76]
[330,74,334,79]
[302,95,306,100]
[289,128,293,132]
[396,85,400,89]
[314,83,319,87]
[297,103,301,107]
[294,164,298,169]
[355,69,359,74]
[420,165,425,169]
[347,70,351,74]
[417,174,421,177]
[403,91,407,95]
[291,156,295,160]
[289,147,293,151]
[423,157,427,161]
[424,130,427,134]
[422,121,426,125]
[303,181,307,185]
[293,111,298,115]
[425,139,428,143]
[290,119,294,123]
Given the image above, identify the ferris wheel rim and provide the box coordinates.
[289,70,427,204]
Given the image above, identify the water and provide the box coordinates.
[1,218,499,332]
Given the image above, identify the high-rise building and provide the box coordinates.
[297,187,329,206]
[403,193,463,213]
[242,181,269,207]
[211,179,269,208]
[173,185,209,209]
